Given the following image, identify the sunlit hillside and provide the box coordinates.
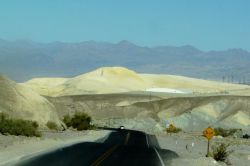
[22,67,250,97]
[0,75,61,126]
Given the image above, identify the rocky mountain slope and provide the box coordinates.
[1,40,250,82]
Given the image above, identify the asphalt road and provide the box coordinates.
[17,129,178,166]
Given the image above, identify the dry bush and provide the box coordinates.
[212,143,232,163]
[63,112,92,130]
[214,127,239,137]
[166,124,182,133]
[0,113,41,137]
[46,121,58,130]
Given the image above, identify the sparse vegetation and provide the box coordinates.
[0,112,7,121]
[214,127,239,137]
[166,124,182,133]
[63,112,92,130]
[0,113,41,137]
[243,134,249,139]
[212,143,231,163]
[63,114,72,127]
[46,121,58,130]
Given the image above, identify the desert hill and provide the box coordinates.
[133,96,250,131]
[1,69,250,132]
[22,67,250,96]
[0,75,61,127]
[47,94,250,132]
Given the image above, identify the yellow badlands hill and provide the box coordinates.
[22,67,250,97]
[0,75,61,127]
[1,68,250,131]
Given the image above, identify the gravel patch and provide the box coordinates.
[155,132,250,166]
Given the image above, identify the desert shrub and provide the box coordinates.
[0,112,7,121]
[0,113,41,137]
[212,143,231,163]
[166,124,182,133]
[63,114,72,127]
[71,112,92,130]
[32,121,39,128]
[166,127,182,133]
[214,127,238,137]
[63,112,92,130]
[243,134,249,139]
[46,121,58,130]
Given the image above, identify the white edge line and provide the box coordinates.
[154,148,165,166]
[145,134,149,148]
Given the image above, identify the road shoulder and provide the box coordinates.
[0,130,110,165]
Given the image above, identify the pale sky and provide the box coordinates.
[0,0,249,51]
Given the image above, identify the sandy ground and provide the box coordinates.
[155,132,250,166]
[0,130,110,166]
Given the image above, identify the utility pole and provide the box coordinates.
[243,76,246,84]
[222,76,225,82]
[238,78,241,84]
[101,69,103,76]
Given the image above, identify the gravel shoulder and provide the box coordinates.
[155,132,250,166]
[0,130,110,166]
[1,130,249,166]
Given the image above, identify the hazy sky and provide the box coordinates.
[0,0,249,51]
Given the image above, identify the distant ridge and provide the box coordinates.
[0,39,250,82]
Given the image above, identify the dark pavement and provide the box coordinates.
[17,129,178,166]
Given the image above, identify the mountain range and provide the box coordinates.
[0,39,249,82]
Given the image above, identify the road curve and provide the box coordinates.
[17,129,178,166]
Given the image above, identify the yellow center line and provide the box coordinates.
[124,132,130,145]
[90,145,119,166]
